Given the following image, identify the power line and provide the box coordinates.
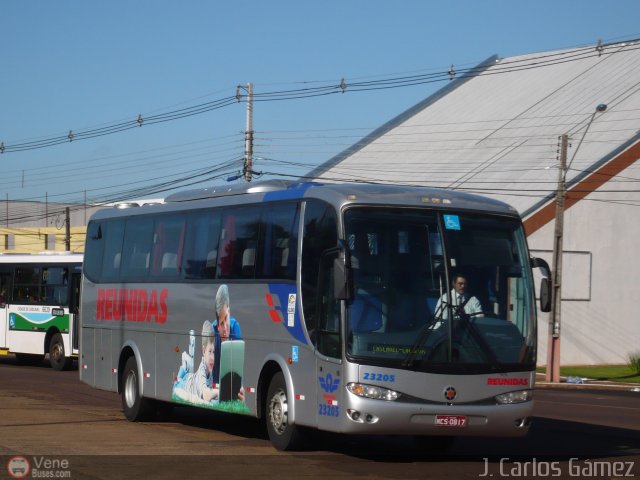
[0,157,241,224]
[2,40,639,154]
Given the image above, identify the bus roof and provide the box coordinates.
[0,252,83,264]
[89,181,519,221]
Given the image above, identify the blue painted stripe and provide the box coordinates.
[268,283,308,345]
[262,182,318,202]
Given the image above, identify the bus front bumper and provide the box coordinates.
[335,395,533,437]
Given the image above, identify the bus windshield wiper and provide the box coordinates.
[454,312,499,366]
[402,304,499,369]
[402,310,446,369]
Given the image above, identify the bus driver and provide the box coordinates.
[434,273,484,321]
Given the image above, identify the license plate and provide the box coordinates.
[435,415,467,427]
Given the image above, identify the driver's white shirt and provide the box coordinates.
[434,289,483,321]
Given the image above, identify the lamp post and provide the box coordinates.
[546,103,607,383]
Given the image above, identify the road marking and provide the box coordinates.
[536,399,640,411]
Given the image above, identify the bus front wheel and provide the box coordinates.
[121,356,154,421]
[49,333,72,371]
[265,371,302,451]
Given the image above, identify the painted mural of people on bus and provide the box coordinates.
[172,320,219,404]
[172,284,248,413]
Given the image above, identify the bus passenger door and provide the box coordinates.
[314,252,343,430]
[70,272,81,354]
[0,272,10,348]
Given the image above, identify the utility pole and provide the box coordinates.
[547,134,568,383]
[546,104,607,383]
[243,83,254,182]
[65,207,71,251]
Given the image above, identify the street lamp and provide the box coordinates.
[546,103,607,383]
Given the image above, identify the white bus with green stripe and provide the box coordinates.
[0,253,83,370]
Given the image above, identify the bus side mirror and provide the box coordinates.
[331,241,353,302]
[333,256,353,301]
[530,257,551,278]
[539,277,551,312]
[531,257,552,312]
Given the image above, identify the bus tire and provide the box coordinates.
[121,356,154,421]
[265,371,302,451]
[49,332,72,371]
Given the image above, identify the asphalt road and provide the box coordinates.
[0,356,638,479]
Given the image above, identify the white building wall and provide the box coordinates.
[529,164,640,366]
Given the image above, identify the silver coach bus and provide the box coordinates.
[79,180,551,450]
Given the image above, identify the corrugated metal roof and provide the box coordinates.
[0,201,104,227]
[311,40,640,217]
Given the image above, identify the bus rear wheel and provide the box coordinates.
[49,333,72,371]
[265,371,302,451]
[121,356,154,421]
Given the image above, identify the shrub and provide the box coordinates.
[628,352,640,374]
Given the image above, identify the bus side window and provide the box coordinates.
[150,215,185,279]
[218,207,260,279]
[84,222,105,282]
[101,220,125,282]
[121,217,154,281]
[14,267,41,303]
[0,272,10,306]
[183,210,221,280]
[259,201,299,280]
[42,267,68,305]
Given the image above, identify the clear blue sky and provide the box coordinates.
[2,1,639,203]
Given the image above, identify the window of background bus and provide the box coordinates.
[301,200,338,356]
[43,267,69,305]
[14,266,41,303]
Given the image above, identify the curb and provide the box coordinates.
[535,374,640,392]
[536,381,640,392]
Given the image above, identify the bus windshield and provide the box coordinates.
[344,207,536,374]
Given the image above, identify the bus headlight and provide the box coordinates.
[347,383,400,401]
[495,390,533,404]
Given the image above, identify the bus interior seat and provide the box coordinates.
[350,289,384,333]
[113,253,121,270]
[281,247,289,267]
[275,236,289,268]
[161,252,178,274]
[426,296,439,317]
[242,248,255,276]
[204,250,217,277]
